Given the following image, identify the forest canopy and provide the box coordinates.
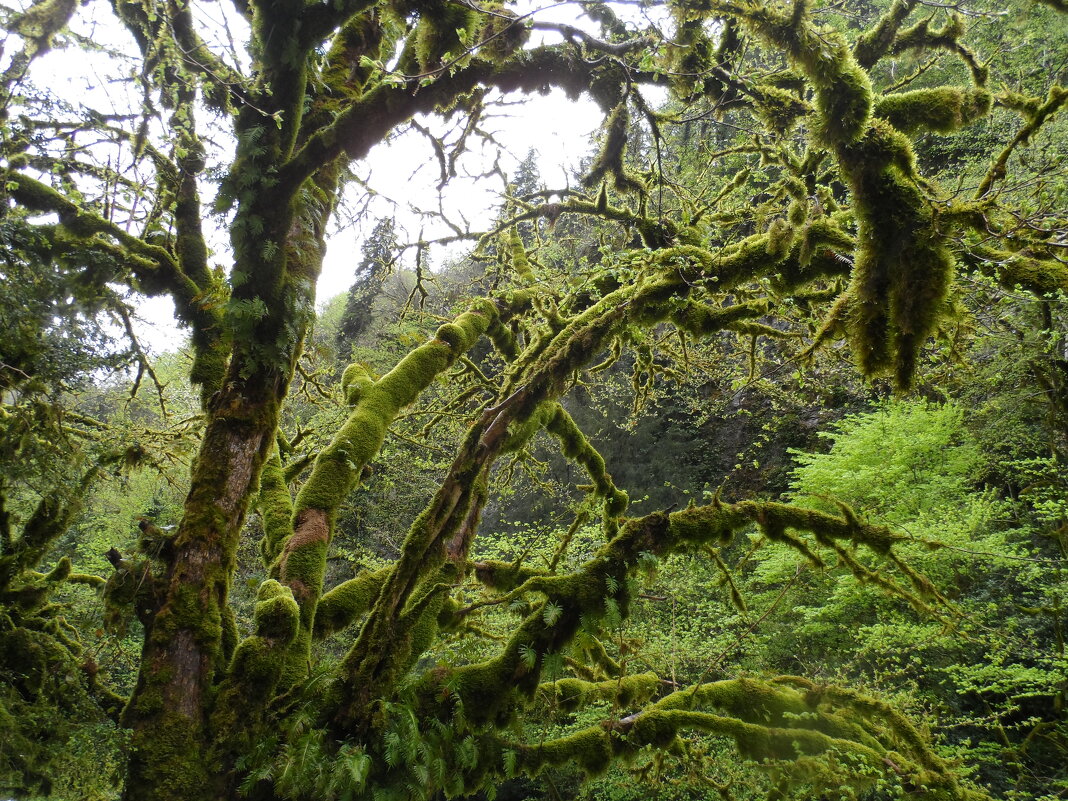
[0,0,1066,800]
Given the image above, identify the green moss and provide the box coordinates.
[321,11,386,96]
[403,582,450,670]
[583,102,644,193]
[42,556,71,582]
[252,580,299,642]
[189,339,228,409]
[314,565,392,638]
[257,450,294,566]
[0,627,49,695]
[102,559,156,634]
[667,504,744,547]
[539,404,628,517]
[125,709,209,801]
[341,363,374,405]
[7,0,77,58]
[543,673,660,713]
[814,61,872,145]
[479,6,529,62]
[754,84,813,133]
[969,244,1068,295]
[604,488,629,519]
[507,228,534,284]
[725,1,872,145]
[578,635,622,678]
[208,583,300,768]
[836,119,952,388]
[472,559,545,592]
[875,87,991,135]
[669,299,770,337]
[415,2,481,71]
[765,217,795,260]
[853,0,916,69]
[630,709,678,749]
[521,728,615,777]
[296,305,490,520]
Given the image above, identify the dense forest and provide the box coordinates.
[1,0,1066,799]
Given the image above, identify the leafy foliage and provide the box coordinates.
[1,0,1067,800]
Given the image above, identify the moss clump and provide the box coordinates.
[669,299,770,337]
[478,6,529,62]
[295,304,492,517]
[968,244,1068,295]
[257,450,294,566]
[583,102,644,194]
[414,1,481,71]
[507,227,534,284]
[836,119,953,388]
[542,404,628,517]
[875,87,991,135]
[314,565,392,638]
[472,559,545,593]
[725,1,872,146]
[543,673,661,713]
[521,728,615,777]
[667,504,744,547]
[341,363,374,406]
[209,581,299,767]
[252,580,300,642]
[102,559,158,634]
[754,84,813,133]
[630,709,679,749]
[853,0,916,69]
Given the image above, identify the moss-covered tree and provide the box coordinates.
[1,0,1066,799]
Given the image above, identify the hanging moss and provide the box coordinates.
[764,217,795,260]
[667,17,717,100]
[578,634,622,679]
[836,119,953,387]
[754,84,813,133]
[478,6,529,62]
[413,1,482,72]
[544,404,628,518]
[583,102,645,194]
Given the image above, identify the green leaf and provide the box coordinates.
[542,601,563,626]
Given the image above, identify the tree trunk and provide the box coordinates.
[121,370,283,801]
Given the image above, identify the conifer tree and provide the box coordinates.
[336,217,398,352]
